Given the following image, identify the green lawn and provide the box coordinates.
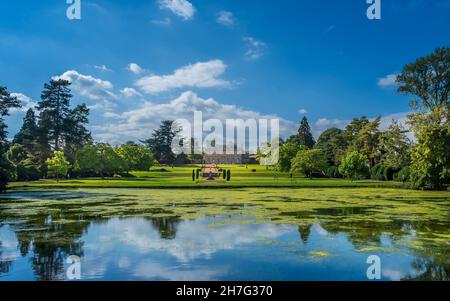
[9,164,405,189]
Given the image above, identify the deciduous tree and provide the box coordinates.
[339,151,369,180]
[290,148,328,179]
[46,151,70,181]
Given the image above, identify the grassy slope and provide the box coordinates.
[9,165,404,189]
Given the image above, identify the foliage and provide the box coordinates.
[0,86,21,191]
[397,47,449,116]
[287,116,316,148]
[326,166,342,178]
[343,117,370,147]
[6,144,41,181]
[397,47,450,190]
[409,122,450,190]
[370,164,386,181]
[37,79,91,163]
[63,103,92,163]
[394,167,411,183]
[379,120,412,169]
[75,143,126,178]
[339,151,369,180]
[276,142,302,172]
[315,128,346,166]
[116,142,155,172]
[143,120,180,165]
[46,151,70,181]
[353,117,381,168]
[13,109,38,149]
[290,148,328,178]
[383,165,396,181]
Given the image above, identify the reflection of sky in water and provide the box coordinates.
[0,217,421,281]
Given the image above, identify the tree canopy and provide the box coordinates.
[143,120,180,165]
[288,116,316,148]
[290,148,328,178]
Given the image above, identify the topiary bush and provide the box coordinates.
[394,167,411,182]
[371,164,385,180]
[326,166,342,178]
[383,166,396,181]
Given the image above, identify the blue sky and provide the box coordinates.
[1,0,449,143]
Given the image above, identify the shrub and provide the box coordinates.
[383,166,396,181]
[371,164,384,180]
[394,167,411,182]
[339,151,369,180]
[16,160,41,181]
[326,166,342,178]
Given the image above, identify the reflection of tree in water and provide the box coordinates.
[147,217,181,240]
[297,224,312,244]
[401,222,450,281]
[403,256,450,281]
[0,241,13,275]
[13,213,88,281]
[317,215,450,281]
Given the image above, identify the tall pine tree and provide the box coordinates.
[143,120,180,164]
[13,108,38,150]
[36,79,91,164]
[38,79,72,151]
[288,117,316,148]
[64,104,92,163]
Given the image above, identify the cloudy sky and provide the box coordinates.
[1,0,449,144]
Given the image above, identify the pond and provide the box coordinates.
[0,188,449,281]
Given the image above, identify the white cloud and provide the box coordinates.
[135,60,230,94]
[120,87,142,98]
[217,11,234,27]
[54,70,117,100]
[88,99,116,111]
[93,91,295,144]
[159,0,195,20]
[10,93,37,113]
[103,111,122,119]
[378,73,398,88]
[151,17,171,26]
[243,37,267,60]
[94,64,112,72]
[128,63,143,75]
[298,109,308,115]
[84,217,292,265]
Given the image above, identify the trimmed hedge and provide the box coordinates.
[326,166,342,178]
[394,167,411,182]
[370,164,400,181]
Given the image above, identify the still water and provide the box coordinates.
[0,188,449,281]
